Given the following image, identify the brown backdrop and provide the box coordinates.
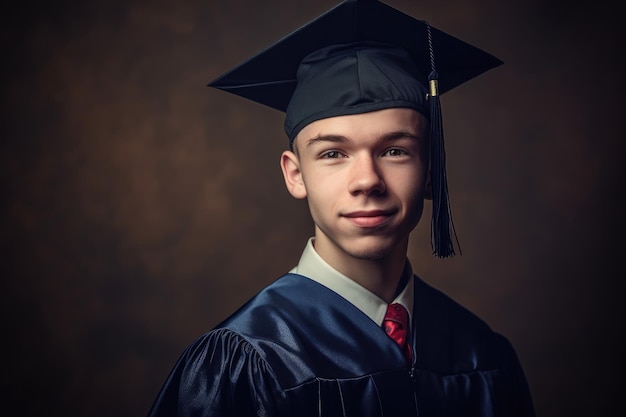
[2,0,624,416]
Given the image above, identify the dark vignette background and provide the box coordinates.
[1,0,624,416]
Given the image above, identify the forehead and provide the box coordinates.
[295,108,428,145]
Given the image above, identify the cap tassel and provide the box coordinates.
[426,24,460,258]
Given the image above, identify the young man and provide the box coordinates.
[148,0,534,415]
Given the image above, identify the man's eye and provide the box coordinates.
[383,148,407,157]
[321,150,343,159]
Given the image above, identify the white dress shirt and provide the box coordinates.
[290,238,414,327]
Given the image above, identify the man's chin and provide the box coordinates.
[314,231,407,263]
[342,239,397,261]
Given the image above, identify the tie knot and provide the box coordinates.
[384,303,409,325]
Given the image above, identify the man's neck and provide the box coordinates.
[313,239,409,303]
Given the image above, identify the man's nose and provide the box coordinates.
[347,155,386,195]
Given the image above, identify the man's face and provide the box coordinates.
[281,108,429,267]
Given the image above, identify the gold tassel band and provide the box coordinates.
[429,79,439,97]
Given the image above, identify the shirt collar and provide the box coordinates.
[290,238,414,326]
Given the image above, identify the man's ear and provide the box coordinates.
[424,169,432,200]
[280,150,307,199]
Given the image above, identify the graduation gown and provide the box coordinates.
[147,274,534,416]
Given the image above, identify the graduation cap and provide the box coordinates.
[209,0,502,258]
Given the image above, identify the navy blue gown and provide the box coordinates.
[147,274,534,416]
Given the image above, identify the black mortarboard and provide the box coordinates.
[209,0,502,258]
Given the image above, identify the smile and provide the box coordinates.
[342,210,396,228]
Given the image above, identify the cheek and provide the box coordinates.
[305,183,336,210]
[395,170,428,217]
[301,175,335,214]
[300,165,342,198]
[403,189,426,231]
[392,165,427,196]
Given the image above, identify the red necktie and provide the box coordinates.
[383,303,412,363]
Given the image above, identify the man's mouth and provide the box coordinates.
[342,210,395,227]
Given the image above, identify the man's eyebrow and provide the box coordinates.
[304,130,424,148]
[305,134,349,147]
[381,130,424,142]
